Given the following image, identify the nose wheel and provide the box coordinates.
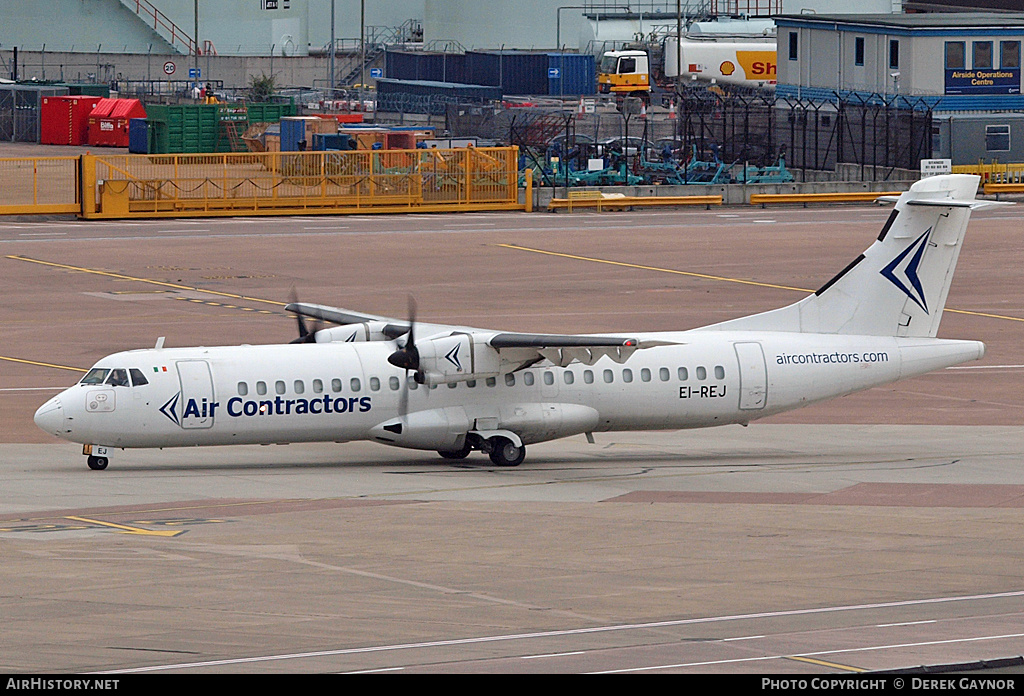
[87,455,109,470]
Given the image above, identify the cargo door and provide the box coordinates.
[734,342,768,411]
[176,360,215,429]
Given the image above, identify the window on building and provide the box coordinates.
[788,32,798,61]
[987,125,1010,152]
[974,41,993,69]
[889,40,900,70]
[1002,41,1021,69]
[945,42,966,70]
[855,37,865,66]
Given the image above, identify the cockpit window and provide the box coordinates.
[105,368,129,387]
[81,368,110,385]
[129,368,149,386]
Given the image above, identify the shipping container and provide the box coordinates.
[466,51,596,96]
[0,84,69,142]
[385,50,467,84]
[128,118,148,154]
[280,116,337,151]
[40,95,102,145]
[145,102,297,154]
[87,98,147,147]
[312,133,355,151]
[60,83,111,98]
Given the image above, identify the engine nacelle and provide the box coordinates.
[315,321,393,343]
[416,332,501,386]
[370,406,471,451]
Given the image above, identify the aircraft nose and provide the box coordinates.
[34,396,65,436]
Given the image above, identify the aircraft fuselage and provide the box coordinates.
[35,330,983,454]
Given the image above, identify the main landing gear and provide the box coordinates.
[438,434,526,467]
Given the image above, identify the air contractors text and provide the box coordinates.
[775,351,889,365]
[179,395,373,419]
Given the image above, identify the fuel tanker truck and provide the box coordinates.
[598,36,777,101]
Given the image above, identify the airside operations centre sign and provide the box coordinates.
[945,68,1021,95]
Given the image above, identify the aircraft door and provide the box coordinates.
[734,342,768,411]
[176,360,215,429]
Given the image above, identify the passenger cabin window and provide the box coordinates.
[332,378,342,393]
[505,373,516,387]
[313,379,323,394]
[641,368,651,382]
[543,371,554,386]
[389,376,401,391]
[294,380,304,394]
[350,378,361,392]
[256,381,268,395]
[523,372,535,386]
[659,367,670,382]
[622,368,633,383]
[584,370,594,384]
[564,371,574,385]
[678,367,688,381]
[603,369,614,383]
[715,365,725,380]
[129,369,149,386]
[696,366,707,380]
[275,380,286,395]
[369,377,380,391]
[237,381,248,396]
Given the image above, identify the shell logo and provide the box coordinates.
[720,60,736,76]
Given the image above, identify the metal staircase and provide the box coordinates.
[117,0,195,55]
[337,19,423,87]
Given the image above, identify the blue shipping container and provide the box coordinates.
[128,118,148,153]
[280,118,305,151]
[547,53,596,96]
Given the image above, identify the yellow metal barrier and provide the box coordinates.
[80,147,523,219]
[549,193,723,211]
[750,191,903,207]
[953,162,1024,184]
[0,157,80,215]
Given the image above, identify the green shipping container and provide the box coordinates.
[144,102,297,154]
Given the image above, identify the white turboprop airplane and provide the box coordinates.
[36,175,996,470]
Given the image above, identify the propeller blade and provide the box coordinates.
[288,288,322,344]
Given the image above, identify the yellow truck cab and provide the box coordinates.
[598,50,651,100]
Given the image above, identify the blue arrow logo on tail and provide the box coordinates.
[880,228,931,314]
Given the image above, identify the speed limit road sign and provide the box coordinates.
[163,61,176,76]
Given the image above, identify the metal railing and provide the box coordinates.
[0,157,80,215]
[81,147,521,218]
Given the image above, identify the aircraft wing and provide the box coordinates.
[487,332,674,368]
[286,302,674,368]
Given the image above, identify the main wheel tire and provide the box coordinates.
[87,456,108,471]
[488,437,525,467]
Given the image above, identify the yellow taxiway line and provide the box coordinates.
[497,243,1024,324]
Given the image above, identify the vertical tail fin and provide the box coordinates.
[705,174,1002,337]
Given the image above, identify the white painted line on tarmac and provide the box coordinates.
[92,589,1024,674]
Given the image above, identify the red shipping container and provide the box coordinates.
[87,98,147,147]
[40,96,102,145]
